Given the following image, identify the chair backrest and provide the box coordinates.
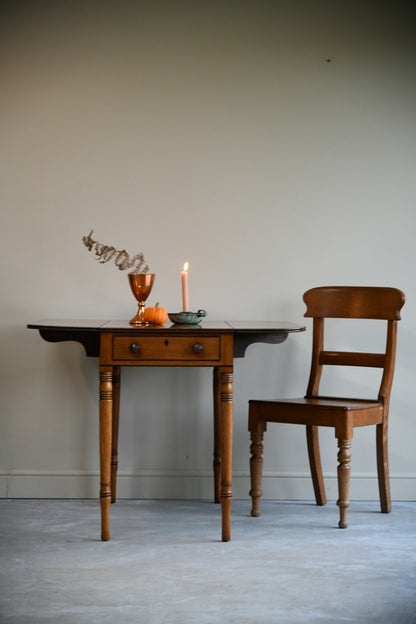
[303,286,405,403]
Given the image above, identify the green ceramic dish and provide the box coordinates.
[168,310,207,325]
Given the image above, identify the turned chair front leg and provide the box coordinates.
[249,415,267,518]
[336,438,352,529]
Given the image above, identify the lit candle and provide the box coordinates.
[181,262,189,311]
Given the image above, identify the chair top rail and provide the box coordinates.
[304,286,405,320]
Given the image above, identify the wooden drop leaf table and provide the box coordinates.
[28,319,305,541]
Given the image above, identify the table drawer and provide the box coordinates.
[112,335,221,362]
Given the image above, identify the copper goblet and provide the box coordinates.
[128,273,155,325]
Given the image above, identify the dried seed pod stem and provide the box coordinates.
[82,230,149,274]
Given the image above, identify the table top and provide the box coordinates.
[28,319,305,333]
[28,319,306,358]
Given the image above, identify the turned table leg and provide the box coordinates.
[99,365,113,541]
[213,368,222,504]
[111,366,121,503]
[219,366,233,542]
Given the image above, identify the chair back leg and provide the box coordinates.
[306,425,327,506]
[376,421,391,513]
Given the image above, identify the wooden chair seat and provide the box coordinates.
[249,286,405,528]
[250,397,383,424]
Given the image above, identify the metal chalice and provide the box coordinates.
[128,273,155,326]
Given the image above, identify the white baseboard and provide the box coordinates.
[1,470,415,500]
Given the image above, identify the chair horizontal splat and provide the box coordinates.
[319,351,385,368]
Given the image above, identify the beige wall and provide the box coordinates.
[1,0,415,501]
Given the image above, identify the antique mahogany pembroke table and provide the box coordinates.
[28,319,305,541]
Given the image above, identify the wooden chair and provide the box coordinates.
[249,286,405,528]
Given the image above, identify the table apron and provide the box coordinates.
[100,332,234,366]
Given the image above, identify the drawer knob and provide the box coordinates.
[192,343,204,354]
[129,343,141,354]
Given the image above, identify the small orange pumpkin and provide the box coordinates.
[143,302,168,325]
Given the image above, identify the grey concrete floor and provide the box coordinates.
[0,499,415,624]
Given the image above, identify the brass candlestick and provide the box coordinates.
[128,273,155,325]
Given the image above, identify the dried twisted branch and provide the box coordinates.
[82,230,149,274]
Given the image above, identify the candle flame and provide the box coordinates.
[183,261,189,272]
